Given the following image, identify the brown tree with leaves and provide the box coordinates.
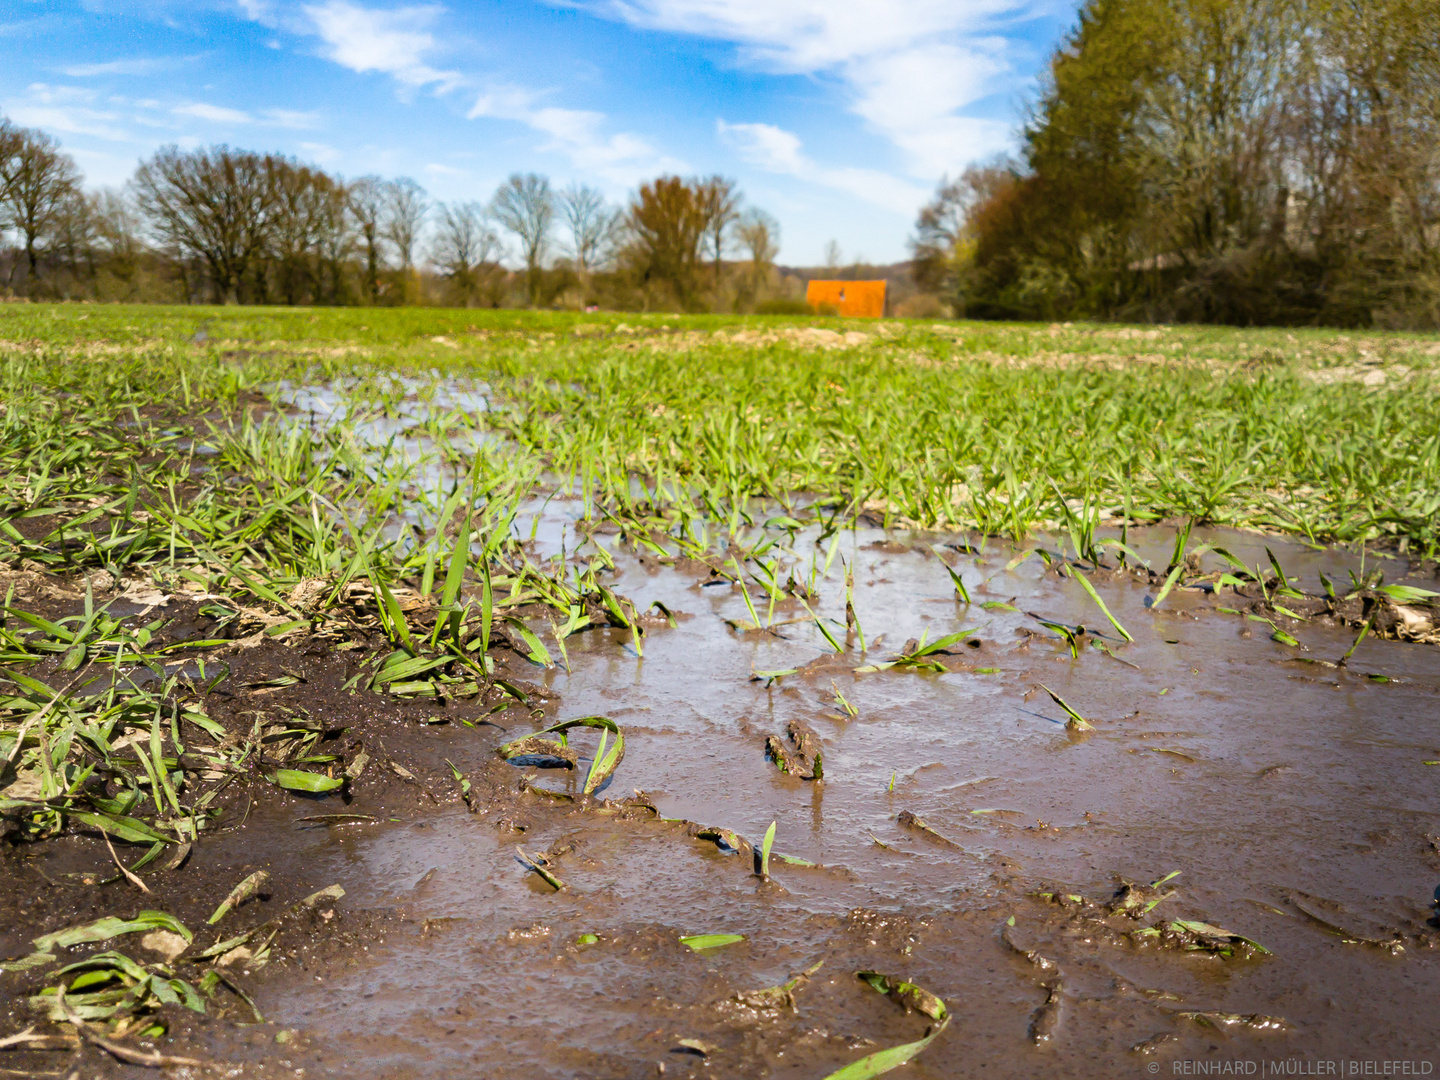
[624,176,709,309]
[926,0,1440,327]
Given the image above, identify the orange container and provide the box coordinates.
[805,279,887,318]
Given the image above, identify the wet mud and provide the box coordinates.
[244,525,1439,1077]
[13,520,1434,1078]
[6,411,1440,1077]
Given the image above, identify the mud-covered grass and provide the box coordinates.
[2,303,1440,1077]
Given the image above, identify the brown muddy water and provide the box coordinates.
[191,521,1440,1078]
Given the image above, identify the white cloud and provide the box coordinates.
[174,102,253,124]
[845,42,1014,175]
[575,0,1037,175]
[4,104,129,141]
[718,119,805,173]
[171,103,322,129]
[262,108,322,129]
[2,84,131,141]
[299,140,341,163]
[301,0,462,91]
[62,57,184,77]
[236,0,275,20]
[588,0,1024,69]
[717,119,927,209]
[236,2,680,186]
[469,88,686,185]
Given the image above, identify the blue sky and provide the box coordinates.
[1,0,1077,265]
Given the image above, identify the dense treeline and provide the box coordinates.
[0,118,790,310]
[914,0,1440,328]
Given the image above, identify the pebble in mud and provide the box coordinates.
[1131,1031,1180,1055]
[1029,981,1064,1044]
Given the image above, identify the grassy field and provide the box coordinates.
[6,303,1440,554]
[2,303,1438,1066]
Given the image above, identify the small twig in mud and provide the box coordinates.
[102,832,151,893]
[0,1025,79,1051]
[388,759,440,803]
[515,846,566,890]
[56,986,204,1069]
[208,870,271,925]
[897,810,962,847]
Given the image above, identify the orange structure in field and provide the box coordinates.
[805,279,887,317]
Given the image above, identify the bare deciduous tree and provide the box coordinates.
[133,145,278,303]
[90,188,147,296]
[734,208,779,308]
[0,117,24,212]
[0,125,81,287]
[49,189,99,285]
[491,173,554,306]
[269,160,337,304]
[736,208,779,268]
[314,177,354,304]
[348,176,388,302]
[382,177,428,272]
[558,182,614,276]
[431,200,499,305]
[697,175,741,291]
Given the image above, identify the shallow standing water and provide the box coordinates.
[221,521,1440,1078]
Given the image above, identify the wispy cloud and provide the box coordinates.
[575,0,1036,175]
[300,1,463,91]
[61,56,190,78]
[172,102,322,128]
[173,102,253,124]
[299,140,342,163]
[845,41,1013,175]
[263,108,323,129]
[717,119,927,208]
[238,1,671,183]
[239,1,686,184]
[2,83,131,141]
[470,87,686,185]
[586,0,1026,68]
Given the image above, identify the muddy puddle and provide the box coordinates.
[8,375,1439,1079]
[226,517,1440,1078]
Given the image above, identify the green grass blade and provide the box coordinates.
[1074,572,1133,641]
[680,933,744,951]
[1151,563,1185,609]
